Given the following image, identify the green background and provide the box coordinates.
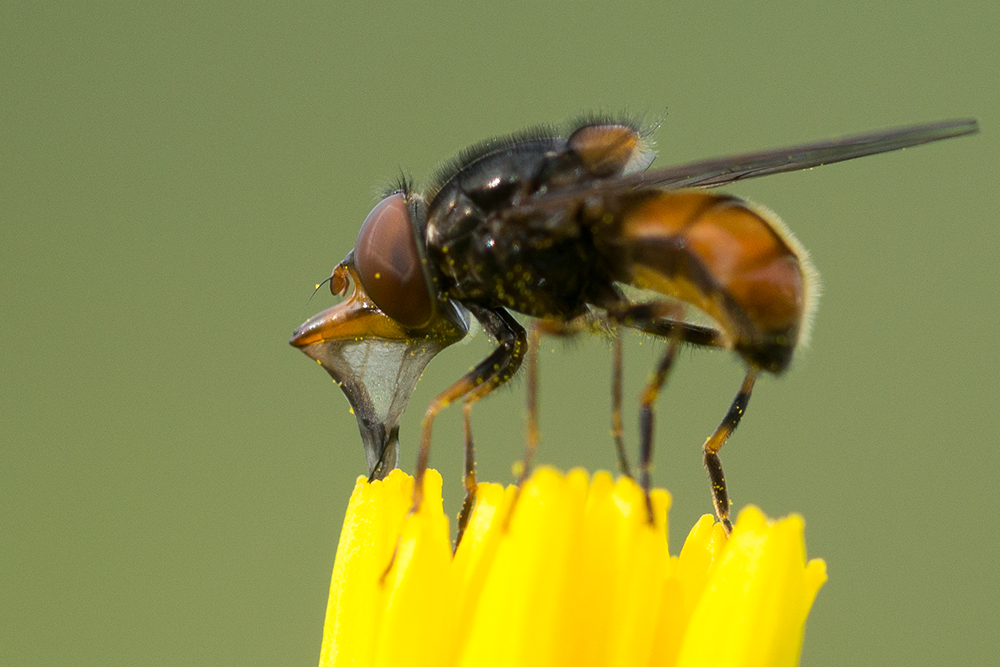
[3,2,996,665]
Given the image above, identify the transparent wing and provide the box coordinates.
[637,118,979,189]
[510,118,978,215]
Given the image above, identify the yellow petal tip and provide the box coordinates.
[319,469,825,667]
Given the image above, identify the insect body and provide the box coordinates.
[291,117,977,534]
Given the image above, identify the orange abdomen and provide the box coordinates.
[601,190,818,373]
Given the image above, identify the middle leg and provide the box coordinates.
[534,314,634,477]
[637,337,682,522]
[606,300,688,522]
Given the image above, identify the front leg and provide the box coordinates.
[412,305,527,516]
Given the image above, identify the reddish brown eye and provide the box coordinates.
[354,193,434,328]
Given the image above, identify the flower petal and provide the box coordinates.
[317,470,825,667]
[372,470,455,667]
[318,470,412,667]
[457,467,590,666]
[674,506,827,667]
[449,482,517,664]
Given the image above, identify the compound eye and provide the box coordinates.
[354,193,434,328]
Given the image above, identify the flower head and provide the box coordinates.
[319,468,826,667]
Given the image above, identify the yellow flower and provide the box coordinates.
[318,467,826,667]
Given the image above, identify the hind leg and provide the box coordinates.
[703,369,758,534]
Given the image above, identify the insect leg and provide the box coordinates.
[516,325,542,488]
[604,300,698,515]
[610,329,632,478]
[455,308,538,551]
[703,369,758,534]
[412,306,526,514]
[511,315,598,479]
[454,401,477,549]
[533,314,634,477]
[637,337,682,523]
[605,300,725,349]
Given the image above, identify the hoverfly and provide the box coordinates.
[291,116,977,536]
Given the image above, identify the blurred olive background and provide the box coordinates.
[2,2,996,665]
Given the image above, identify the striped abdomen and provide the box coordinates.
[596,190,819,373]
